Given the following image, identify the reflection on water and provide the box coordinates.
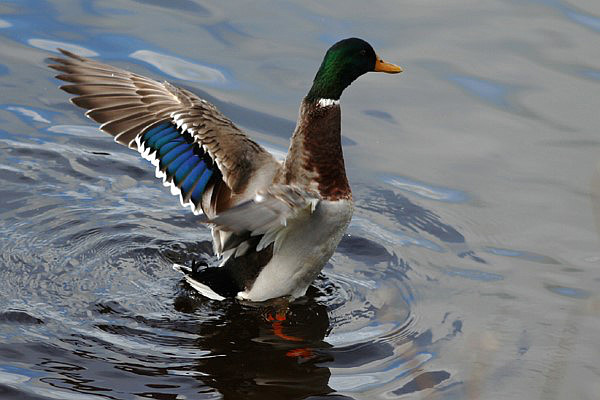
[28,38,98,57]
[448,75,512,110]
[5,106,50,123]
[359,188,465,244]
[173,291,334,399]
[0,119,438,399]
[130,49,227,84]
[384,175,468,203]
[1,0,599,398]
[532,0,600,32]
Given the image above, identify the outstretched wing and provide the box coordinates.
[49,49,279,217]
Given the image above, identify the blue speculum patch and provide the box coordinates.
[140,122,215,207]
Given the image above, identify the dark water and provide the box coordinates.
[1,1,599,399]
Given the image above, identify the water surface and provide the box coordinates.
[0,0,599,399]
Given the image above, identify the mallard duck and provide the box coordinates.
[49,37,402,302]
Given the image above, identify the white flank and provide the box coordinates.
[317,98,340,107]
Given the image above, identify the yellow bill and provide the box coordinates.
[374,55,403,74]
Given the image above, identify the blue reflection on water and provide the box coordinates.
[566,10,600,32]
[3,0,231,89]
[545,285,591,299]
[443,266,504,281]
[3,105,54,124]
[131,0,211,15]
[485,247,559,264]
[1,0,73,38]
[529,0,600,32]
[363,109,397,124]
[448,75,511,109]
[578,68,600,81]
[0,364,44,379]
[205,21,250,46]
[81,2,133,16]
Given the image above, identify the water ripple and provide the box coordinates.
[485,246,560,264]
[5,105,51,124]
[28,39,98,57]
[545,285,591,299]
[130,50,227,85]
[384,175,469,203]
[5,1,596,397]
[442,266,504,282]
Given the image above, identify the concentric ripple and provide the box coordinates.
[0,117,460,399]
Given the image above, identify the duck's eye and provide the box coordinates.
[359,49,367,56]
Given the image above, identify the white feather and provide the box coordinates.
[220,248,235,266]
[256,228,281,252]
[169,180,180,196]
[317,98,340,107]
[172,264,225,301]
[234,241,250,258]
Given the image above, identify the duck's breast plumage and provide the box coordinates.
[238,198,354,301]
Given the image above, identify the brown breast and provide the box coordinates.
[283,100,352,201]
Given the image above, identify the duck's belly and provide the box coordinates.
[238,199,354,302]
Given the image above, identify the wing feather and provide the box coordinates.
[50,49,280,221]
[201,185,320,252]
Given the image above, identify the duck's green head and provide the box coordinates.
[306,37,402,102]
